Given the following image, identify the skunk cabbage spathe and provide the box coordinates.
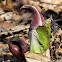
[9,37,29,61]
[21,5,42,30]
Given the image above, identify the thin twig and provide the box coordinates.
[0,25,30,36]
[39,2,62,6]
[51,19,62,28]
[0,26,15,37]
[51,19,62,26]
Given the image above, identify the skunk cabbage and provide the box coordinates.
[21,5,51,53]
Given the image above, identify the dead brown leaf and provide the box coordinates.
[39,0,62,12]
[25,52,51,62]
[0,0,62,12]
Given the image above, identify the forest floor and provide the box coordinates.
[0,0,62,62]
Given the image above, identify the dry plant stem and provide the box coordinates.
[51,19,62,27]
[0,12,6,15]
[0,25,16,37]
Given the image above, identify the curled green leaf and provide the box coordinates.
[29,30,42,53]
[36,26,50,53]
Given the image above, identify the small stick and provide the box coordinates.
[51,19,62,27]
[39,1,62,6]
[0,26,16,37]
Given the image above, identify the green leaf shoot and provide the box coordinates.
[29,30,42,53]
